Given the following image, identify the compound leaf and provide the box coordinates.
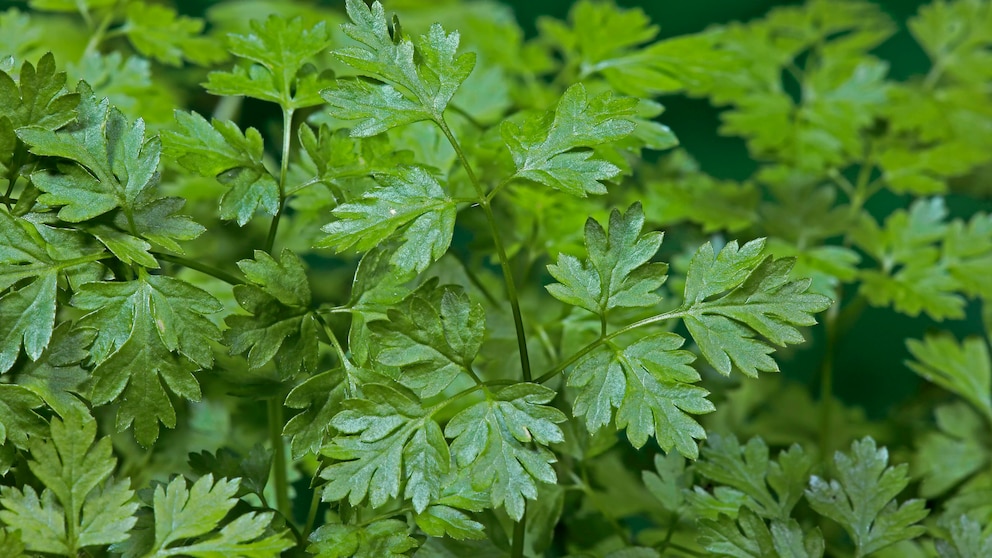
[162,110,278,226]
[123,2,227,67]
[445,383,566,521]
[907,333,992,421]
[806,437,929,557]
[0,414,137,556]
[317,165,456,274]
[547,202,666,316]
[682,239,831,377]
[570,332,712,457]
[502,83,635,196]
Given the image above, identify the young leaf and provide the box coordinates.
[445,383,566,521]
[71,275,222,446]
[907,333,992,421]
[547,202,667,316]
[695,435,814,521]
[129,474,294,557]
[307,519,418,558]
[936,515,992,558]
[322,0,475,133]
[698,507,825,558]
[682,239,832,377]
[0,414,137,556]
[806,437,929,557]
[912,403,989,498]
[570,332,712,457]
[316,165,457,274]
[123,2,227,67]
[205,16,332,109]
[320,384,448,512]
[161,110,278,226]
[224,249,318,377]
[502,83,636,196]
[0,385,47,449]
[367,281,484,397]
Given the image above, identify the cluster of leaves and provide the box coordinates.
[0,0,990,556]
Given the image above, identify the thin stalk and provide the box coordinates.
[152,252,244,285]
[818,300,840,461]
[82,1,119,58]
[265,107,295,253]
[533,308,688,384]
[511,509,527,558]
[303,486,322,540]
[436,118,532,382]
[268,398,291,520]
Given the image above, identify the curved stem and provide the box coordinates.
[265,107,295,253]
[511,508,527,558]
[436,118,532,382]
[152,252,244,285]
[303,486,322,540]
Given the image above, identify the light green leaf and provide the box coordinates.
[570,332,712,457]
[0,385,46,449]
[316,165,456,274]
[547,202,667,316]
[283,369,348,459]
[806,437,929,557]
[936,514,992,558]
[912,403,989,498]
[682,239,832,377]
[445,383,566,521]
[699,508,825,558]
[136,474,294,558]
[71,276,222,446]
[323,0,475,131]
[308,519,418,558]
[367,281,483,397]
[0,414,137,556]
[123,2,227,67]
[321,384,447,513]
[161,110,278,226]
[907,333,992,421]
[502,83,635,196]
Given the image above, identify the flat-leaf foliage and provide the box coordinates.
[1,0,991,556]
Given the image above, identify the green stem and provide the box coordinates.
[303,486,321,540]
[152,252,244,285]
[82,0,119,58]
[818,300,840,461]
[665,542,705,556]
[265,107,295,253]
[268,398,291,520]
[533,308,688,384]
[511,508,526,558]
[437,118,532,382]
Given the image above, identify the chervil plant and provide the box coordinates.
[1,0,991,556]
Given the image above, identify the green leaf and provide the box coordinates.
[161,110,278,226]
[502,83,636,196]
[0,385,47,449]
[0,414,137,556]
[445,383,566,521]
[321,384,448,512]
[642,451,691,513]
[806,437,929,557]
[695,435,814,521]
[547,202,667,316]
[699,508,825,558]
[912,403,989,499]
[187,445,272,500]
[224,250,318,377]
[0,271,56,373]
[907,333,992,421]
[206,16,332,108]
[367,281,483,397]
[569,332,712,457]
[283,368,348,458]
[682,239,832,377]
[935,515,992,558]
[853,197,965,320]
[322,0,475,132]
[135,474,294,557]
[10,323,94,418]
[123,2,227,67]
[307,519,418,558]
[27,0,114,15]
[910,0,992,87]
[71,275,222,446]
[0,528,25,558]
[316,165,456,274]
